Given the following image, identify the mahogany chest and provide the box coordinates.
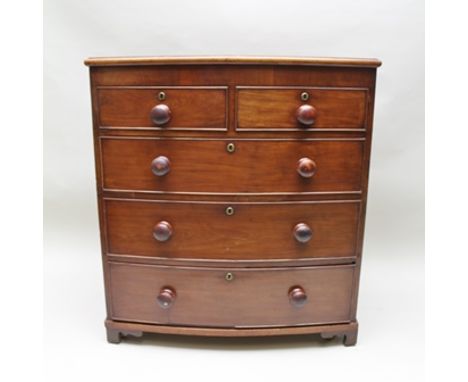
[85,56,381,346]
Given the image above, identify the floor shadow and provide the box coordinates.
[121,332,344,350]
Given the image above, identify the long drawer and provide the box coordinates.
[109,262,355,327]
[100,138,364,194]
[104,199,360,260]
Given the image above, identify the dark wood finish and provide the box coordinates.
[293,222,313,243]
[104,199,360,260]
[150,104,171,126]
[86,56,380,346]
[98,87,227,130]
[89,65,376,91]
[288,286,308,307]
[85,56,381,67]
[296,104,318,126]
[150,155,170,176]
[156,287,177,309]
[237,88,367,130]
[106,254,357,268]
[105,319,359,342]
[109,262,355,327]
[297,157,317,178]
[102,188,361,202]
[100,138,364,194]
[102,189,361,202]
[152,221,173,242]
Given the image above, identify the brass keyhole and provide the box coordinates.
[226,142,235,153]
[158,91,166,101]
[225,206,235,216]
[300,91,309,101]
[225,272,234,281]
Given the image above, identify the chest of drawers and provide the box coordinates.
[85,56,381,346]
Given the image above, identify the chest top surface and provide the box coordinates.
[84,55,382,67]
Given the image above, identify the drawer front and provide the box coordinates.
[101,138,364,193]
[105,199,359,260]
[109,262,355,327]
[97,87,227,130]
[237,88,367,130]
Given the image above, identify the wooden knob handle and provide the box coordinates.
[293,223,312,243]
[156,287,176,309]
[296,104,317,126]
[150,104,171,125]
[153,221,173,242]
[297,157,317,178]
[289,286,307,307]
[151,156,171,176]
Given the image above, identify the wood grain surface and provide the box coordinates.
[237,88,367,129]
[84,56,381,67]
[85,57,380,345]
[98,87,227,129]
[105,319,358,346]
[100,138,364,194]
[104,199,360,259]
[109,262,355,327]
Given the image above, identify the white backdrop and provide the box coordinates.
[44,1,424,381]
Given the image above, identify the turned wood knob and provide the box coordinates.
[156,287,176,309]
[150,104,171,125]
[297,157,317,178]
[151,156,171,176]
[153,221,173,242]
[293,223,313,243]
[289,286,307,307]
[296,104,317,126]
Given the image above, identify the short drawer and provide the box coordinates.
[100,138,364,194]
[236,87,367,130]
[109,262,355,327]
[97,87,227,130]
[104,199,360,260]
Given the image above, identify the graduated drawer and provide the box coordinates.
[104,199,360,260]
[109,262,355,327]
[100,138,364,194]
[97,86,227,130]
[236,87,368,130]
